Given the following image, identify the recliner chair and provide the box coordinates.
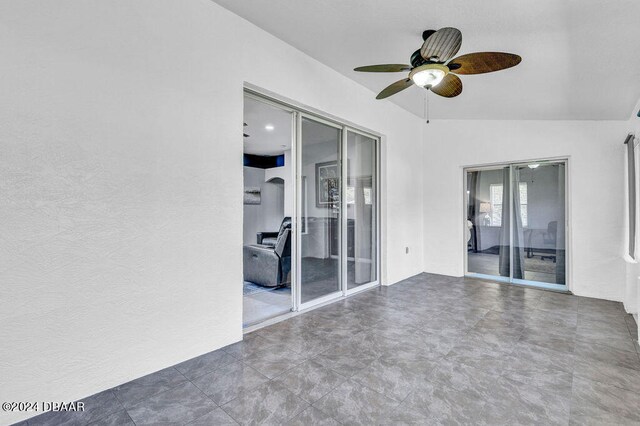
[256,217,291,247]
[243,218,291,287]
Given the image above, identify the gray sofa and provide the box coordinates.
[243,217,291,287]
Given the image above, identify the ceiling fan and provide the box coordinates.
[354,27,521,99]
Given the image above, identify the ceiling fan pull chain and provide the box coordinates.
[423,91,426,122]
[425,90,430,124]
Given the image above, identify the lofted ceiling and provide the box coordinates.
[214,0,640,120]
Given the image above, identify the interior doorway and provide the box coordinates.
[242,95,294,327]
[242,89,381,327]
[465,160,568,291]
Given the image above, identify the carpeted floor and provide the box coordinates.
[244,281,282,296]
[244,257,374,326]
[243,283,291,327]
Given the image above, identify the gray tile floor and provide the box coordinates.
[23,273,640,425]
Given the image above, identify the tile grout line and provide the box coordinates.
[21,275,640,425]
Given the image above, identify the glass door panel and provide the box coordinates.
[346,131,377,290]
[299,117,342,304]
[466,161,567,289]
[466,167,511,279]
[513,162,566,286]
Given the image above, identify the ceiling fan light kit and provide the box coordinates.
[354,26,521,100]
[409,64,448,88]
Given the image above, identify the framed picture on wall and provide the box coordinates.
[315,161,340,207]
[243,187,261,205]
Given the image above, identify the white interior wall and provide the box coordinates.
[469,166,565,251]
[423,119,629,301]
[0,1,424,424]
[624,99,640,331]
[519,166,563,230]
[264,150,293,217]
[243,167,284,246]
[237,27,426,285]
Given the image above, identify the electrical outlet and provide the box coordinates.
[405,247,409,254]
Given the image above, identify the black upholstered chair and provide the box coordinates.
[256,217,291,247]
[243,218,291,287]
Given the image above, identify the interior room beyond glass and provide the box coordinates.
[242,91,380,327]
[465,160,567,289]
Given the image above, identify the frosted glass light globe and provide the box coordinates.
[409,64,449,88]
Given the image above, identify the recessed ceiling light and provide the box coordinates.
[528,163,540,169]
[265,124,274,131]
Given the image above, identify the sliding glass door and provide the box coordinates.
[512,162,566,286]
[465,160,567,290]
[296,116,380,308]
[299,116,343,304]
[346,130,378,291]
[243,90,380,314]
[466,166,510,278]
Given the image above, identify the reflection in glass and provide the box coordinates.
[300,118,341,303]
[467,163,566,286]
[346,131,377,290]
[514,163,566,285]
[466,167,511,278]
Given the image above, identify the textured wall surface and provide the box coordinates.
[423,119,629,301]
[0,1,425,423]
[0,2,245,424]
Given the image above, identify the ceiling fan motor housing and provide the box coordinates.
[410,49,427,68]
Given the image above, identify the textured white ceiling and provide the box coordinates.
[215,0,640,120]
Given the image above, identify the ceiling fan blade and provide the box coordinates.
[376,78,414,100]
[420,27,462,63]
[448,52,521,74]
[430,74,463,98]
[354,64,411,72]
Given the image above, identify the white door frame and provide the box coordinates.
[343,126,381,297]
[244,86,382,315]
[296,112,344,311]
[462,157,571,292]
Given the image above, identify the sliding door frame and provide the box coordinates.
[296,112,344,311]
[463,157,571,292]
[244,86,382,313]
[344,127,381,297]
[243,92,298,320]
